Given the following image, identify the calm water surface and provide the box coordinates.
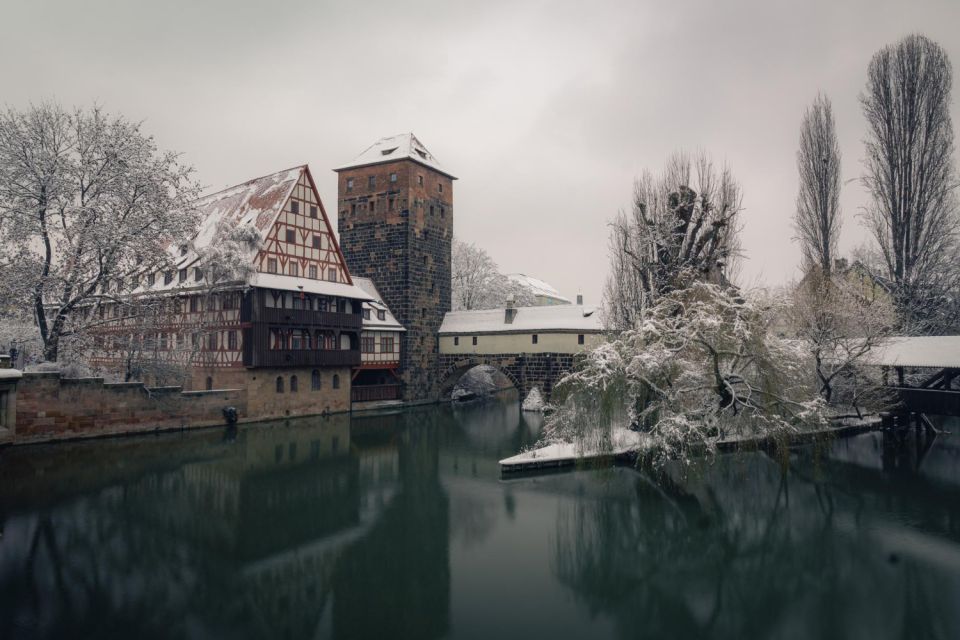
[1,398,959,640]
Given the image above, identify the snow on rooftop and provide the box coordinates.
[335,133,456,179]
[439,304,602,335]
[249,273,373,302]
[353,277,405,331]
[507,273,571,303]
[861,336,960,369]
[189,166,304,254]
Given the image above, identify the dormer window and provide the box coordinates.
[194,268,203,281]
[164,271,173,285]
[179,245,187,256]
[381,147,398,156]
[377,310,386,321]
[178,268,187,283]
[363,309,371,320]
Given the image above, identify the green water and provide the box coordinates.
[1,399,958,639]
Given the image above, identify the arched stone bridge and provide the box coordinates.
[436,352,576,401]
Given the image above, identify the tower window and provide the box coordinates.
[368,176,376,189]
[417,175,424,186]
[390,172,397,183]
[430,205,434,216]
[291,200,299,214]
[438,183,443,193]
[351,203,356,214]
[285,229,296,243]
[389,197,395,211]
[310,205,317,218]
[346,178,354,191]
[369,199,375,212]
[440,207,445,218]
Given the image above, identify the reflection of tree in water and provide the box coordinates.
[551,451,959,639]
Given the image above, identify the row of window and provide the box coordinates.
[265,290,350,313]
[362,308,387,321]
[266,258,338,282]
[288,200,319,218]
[275,371,340,393]
[345,173,444,193]
[451,334,587,346]
[93,330,238,351]
[360,336,395,353]
[346,199,446,218]
[269,329,348,351]
[282,228,328,249]
[96,293,238,320]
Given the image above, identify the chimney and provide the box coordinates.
[505,296,517,324]
[576,293,583,305]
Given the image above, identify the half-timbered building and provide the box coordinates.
[88,165,373,418]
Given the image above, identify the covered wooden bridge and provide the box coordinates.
[863,336,960,416]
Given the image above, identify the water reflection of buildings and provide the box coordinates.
[0,413,450,640]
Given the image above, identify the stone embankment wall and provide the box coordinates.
[14,372,247,444]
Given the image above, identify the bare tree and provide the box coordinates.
[795,94,842,277]
[603,151,743,330]
[860,34,958,330]
[0,103,200,361]
[451,238,534,310]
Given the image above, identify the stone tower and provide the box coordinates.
[335,134,455,401]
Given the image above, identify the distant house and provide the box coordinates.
[506,273,571,306]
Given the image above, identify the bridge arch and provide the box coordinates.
[437,357,525,401]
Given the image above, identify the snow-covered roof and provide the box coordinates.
[190,166,303,254]
[353,277,405,332]
[250,273,373,302]
[506,273,571,304]
[334,133,456,179]
[439,304,603,335]
[862,336,960,369]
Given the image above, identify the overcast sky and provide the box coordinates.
[3,0,959,303]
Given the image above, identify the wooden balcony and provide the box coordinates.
[352,384,403,403]
[246,348,361,369]
[254,307,362,329]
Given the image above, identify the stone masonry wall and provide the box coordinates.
[338,159,453,402]
[14,372,248,444]
[437,353,576,401]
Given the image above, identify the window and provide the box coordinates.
[381,336,394,353]
[351,203,356,214]
[440,206,445,218]
[205,377,213,391]
[454,336,459,346]
[312,235,321,249]
[532,334,538,344]
[377,309,386,321]
[417,175,424,186]
[291,200,299,214]
[361,336,374,353]
[164,271,173,285]
[472,336,478,346]
[327,268,337,282]
[285,229,296,244]
[438,183,443,193]
[430,205,434,216]
[290,375,298,393]
[390,172,397,183]
[291,331,303,350]
[312,370,321,390]
[208,332,218,350]
[368,176,376,189]
[179,244,187,256]
[332,374,340,389]
[309,265,318,279]
[363,308,370,320]
[389,197,395,211]
[228,330,237,350]
[159,333,168,350]
[346,177,354,191]
[191,332,199,349]
[288,263,298,277]
[276,376,284,393]
[222,293,235,310]
[267,258,278,274]
[147,272,155,286]
[189,296,199,313]
[194,267,203,281]
[179,268,187,283]
[310,205,318,218]
[578,334,585,345]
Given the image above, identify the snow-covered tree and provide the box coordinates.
[547,283,825,467]
[451,238,534,310]
[0,103,200,362]
[603,152,743,330]
[789,270,896,408]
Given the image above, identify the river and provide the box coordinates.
[1,398,958,639]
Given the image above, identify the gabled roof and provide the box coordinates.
[507,273,571,303]
[353,277,405,331]
[861,336,960,369]
[334,133,456,179]
[439,304,603,335]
